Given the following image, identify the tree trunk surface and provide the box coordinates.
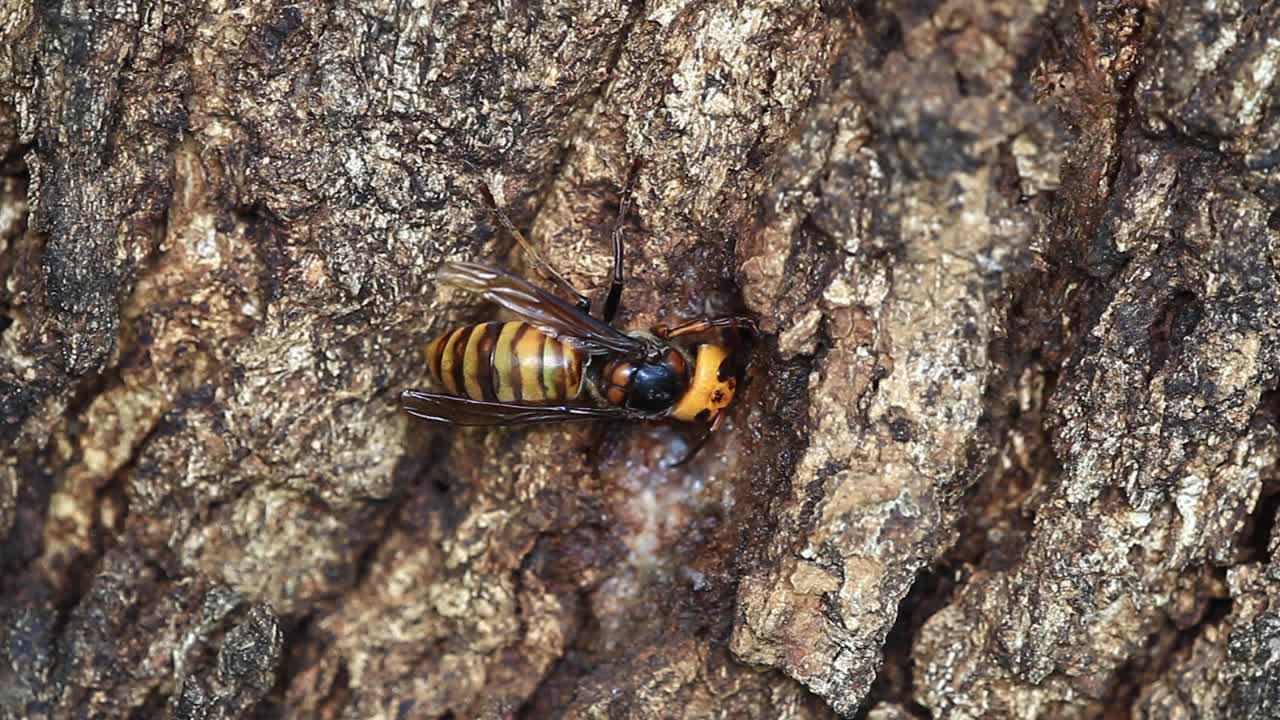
[2,0,1279,717]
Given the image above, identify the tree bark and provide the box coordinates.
[2,0,1279,718]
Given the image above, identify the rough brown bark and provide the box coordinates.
[2,0,1278,718]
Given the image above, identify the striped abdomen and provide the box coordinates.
[425,321,585,404]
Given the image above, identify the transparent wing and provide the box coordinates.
[437,262,648,357]
[401,390,645,426]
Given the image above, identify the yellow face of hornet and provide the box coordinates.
[670,344,737,423]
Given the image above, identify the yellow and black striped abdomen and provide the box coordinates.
[425,321,585,404]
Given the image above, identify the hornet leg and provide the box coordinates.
[602,159,643,324]
[467,162,592,313]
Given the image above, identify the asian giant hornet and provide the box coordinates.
[400,167,755,462]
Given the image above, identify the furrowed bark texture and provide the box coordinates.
[1,0,1278,718]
